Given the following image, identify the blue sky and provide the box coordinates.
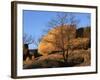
[23,10,91,49]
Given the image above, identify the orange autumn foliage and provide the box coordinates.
[38,25,76,55]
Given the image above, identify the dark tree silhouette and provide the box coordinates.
[23,33,34,45]
[23,33,34,61]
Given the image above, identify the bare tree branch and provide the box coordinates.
[23,33,34,44]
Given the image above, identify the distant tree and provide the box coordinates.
[23,33,34,61]
[23,33,34,45]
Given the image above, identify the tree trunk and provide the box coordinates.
[62,50,66,63]
[66,48,68,63]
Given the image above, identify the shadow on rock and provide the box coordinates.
[62,57,84,67]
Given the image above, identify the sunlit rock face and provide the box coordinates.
[38,24,76,56]
[69,38,90,50]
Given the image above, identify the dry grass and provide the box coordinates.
[68,48,91,66]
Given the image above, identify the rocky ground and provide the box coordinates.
[23,48,90,69]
